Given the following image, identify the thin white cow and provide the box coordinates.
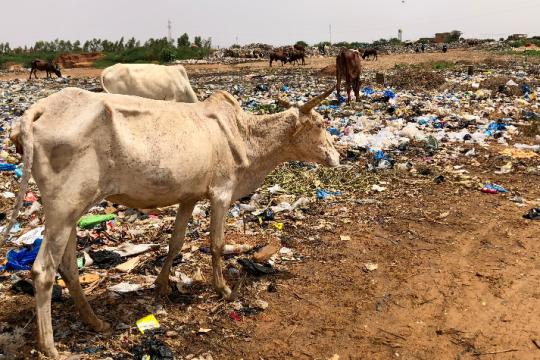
[3,86,338,358]
[100,63,199,102]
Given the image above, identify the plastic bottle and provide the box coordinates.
[222,244,252,255]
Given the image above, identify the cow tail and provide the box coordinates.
[100,68,111,93]
[0,106,39,247]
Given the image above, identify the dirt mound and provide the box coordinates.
[9,64,23,70]
[525,43,539,48]
[387,69,445,90]
[315,64,336,78]
[52,53,106,69]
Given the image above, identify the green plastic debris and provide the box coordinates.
[78,214,116,229]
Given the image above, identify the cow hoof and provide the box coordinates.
[39,346,59,359]
[223,291,240,301]
[92,320,111,333]
[154,282,171,296]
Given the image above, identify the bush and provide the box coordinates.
[160,46,176,64]
[295,41,308,48]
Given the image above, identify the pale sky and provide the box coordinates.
[3,0,539,49]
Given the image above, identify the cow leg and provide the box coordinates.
[353,78,361,102]
[336,58,341,96]
[29,69,33,80]
[32,209,83,358]
[345,81,352,104]
[57,232,109,332]
[209,193,237,299]
[155,199,197,296]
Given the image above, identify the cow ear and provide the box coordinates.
[278,97,292,109]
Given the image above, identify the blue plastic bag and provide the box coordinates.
[373,150,390,161]
[0,164,16,172]
[491,184,508,193]
[362,88,374,95]
[317,190,343,199]
[0,239,42,271]
[328,128,340,136]
[522,85,531,94]
[384,90,395,99]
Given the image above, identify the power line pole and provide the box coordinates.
[236,36,238,45]
[329,25,332,45]
[167,20,173,44]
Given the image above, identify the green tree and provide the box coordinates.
[126,37,136,49]
[66,40,73,52]
[194,36,202,47]
[160,45,176,63]
[445,30,462,43]
[83,40,91,52]
[177,33,190,48]
[389,37,402,45]
[73,40,81,52]
[295,40,308,48]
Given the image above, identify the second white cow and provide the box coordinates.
[100,63,199,102]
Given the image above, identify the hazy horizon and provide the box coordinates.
[2,0,539,49]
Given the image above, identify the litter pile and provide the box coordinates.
[0,54,540,358]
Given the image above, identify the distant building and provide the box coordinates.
[512,34,528,40]
[435,33,451,43]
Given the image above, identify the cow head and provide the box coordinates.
[278,86,340,168]
[53,66,62,78]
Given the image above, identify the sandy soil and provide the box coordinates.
[0,50,532,81]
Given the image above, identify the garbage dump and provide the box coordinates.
[0,52,540,358]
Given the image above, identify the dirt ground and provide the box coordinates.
[2,50,540,360]
[0,50,534,81]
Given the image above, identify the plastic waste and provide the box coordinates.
[136,314,160,334]
[317,189,343,199]
[223,244,252,255]
[523,208,540,220]
[78,214,116,229]
[0,239,42,270]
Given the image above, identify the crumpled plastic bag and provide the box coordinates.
[0,239,42,270]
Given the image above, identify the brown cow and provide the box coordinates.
[336,49,362,104]
[29,59,62,79]
[293,44,305,53]
[361,48,378,61]
[289,51,305,66]
[269,51,288,67]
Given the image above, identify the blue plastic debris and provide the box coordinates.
[362,88,374,95]
[14,168,23,178]
[0,239,42,271]
[491,184,508,193]
[317,190,343,199]
[282,86,289,91]
[521,85,531,94]
[328,128,340,136]
[373,150,390,161]
[339,96,346,103]
[488,122,506,131]
[0,164,16,172]
[384,90,395,99]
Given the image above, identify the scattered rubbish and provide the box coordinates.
[223,244,252,255]
[363,263,378,272]
[0,239,41,270]
[10,226,44,246]
[237,258,276,276]
[89,250,126,269]
[317,189,343,199]
[340,235,351,241]
[251,299,269,310]
[136,314,160,334]
[371,185,387,192]
[252,245,279,262]
[523,208,540,220]
[78,214,116,229]
[109,283,143,293]
[73,345,106,355]
[510,196,524,203]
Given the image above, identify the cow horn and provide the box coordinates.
[299,85,335,114]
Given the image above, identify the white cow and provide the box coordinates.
[3,86,338,358]
[100,63,199,102]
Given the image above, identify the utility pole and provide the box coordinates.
[329,25,332,45]
[167,20,173,44]
[236,36,239,45]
